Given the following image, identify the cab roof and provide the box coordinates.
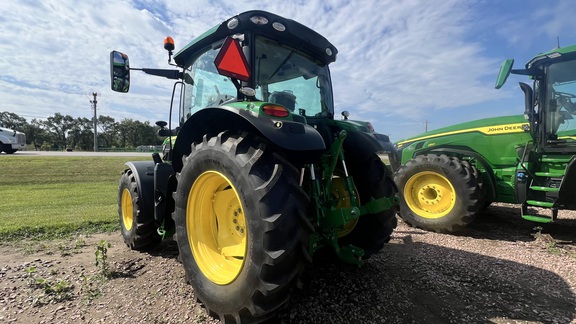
[525,44,576,73]
[173,10,338,67]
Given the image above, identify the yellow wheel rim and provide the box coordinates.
[121,188,133,231]
[332,173,359,238]
[187,171,246,285]
[404,171,455,219]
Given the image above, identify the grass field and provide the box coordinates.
[0,155,150,240]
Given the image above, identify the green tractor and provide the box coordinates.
[394,44,576,233]
[111,10,398,323]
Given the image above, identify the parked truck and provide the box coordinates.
[111,10,398,323]
[394,44,576,233]
[0,126,26,154]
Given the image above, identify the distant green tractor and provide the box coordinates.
[111,10,398,323]
[395,44,576,233]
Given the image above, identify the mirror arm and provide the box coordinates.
[511,69,530,76]
[133,68,182,80]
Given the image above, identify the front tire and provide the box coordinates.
[173,131,310,323]
[2,144,15,154]
[118,169,160,249]
[394,154,483,233]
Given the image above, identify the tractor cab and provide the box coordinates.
[111,10,348,166]
[496,45,576,221]
[496,45,576,152]
[175,29,336,123]
[111,10,338,126]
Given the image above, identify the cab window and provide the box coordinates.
[181,48,237,123]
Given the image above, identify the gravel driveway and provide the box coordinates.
[1,203,575,323]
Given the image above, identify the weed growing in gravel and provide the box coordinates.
[23,242,49,255]
[79,274,102,303]
[21,238,88,256]
[532,226,566,256]
[58,238,88,256]
[24,266,74,306]
[94,239,112,278]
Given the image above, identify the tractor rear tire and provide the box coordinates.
[173,131,311,323]
[118,169,161,250]
[339,154,398,258]
[394,154,483,233]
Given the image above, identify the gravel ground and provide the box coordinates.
[1,203,575,323]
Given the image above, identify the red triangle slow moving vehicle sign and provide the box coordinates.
[214,37,250,81]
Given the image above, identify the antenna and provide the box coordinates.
[557,36,561,48]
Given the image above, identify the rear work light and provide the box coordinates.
[262,104,289,117]
[250,16,268,25]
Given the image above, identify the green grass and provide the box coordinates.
[0,156,150,240]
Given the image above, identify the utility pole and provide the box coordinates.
[90,92,98,152]
[424,120,429,132]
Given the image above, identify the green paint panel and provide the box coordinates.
[397,114,531,204]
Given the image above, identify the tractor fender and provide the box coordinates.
[124,161,156,222]
[172,106,326,171]
[343,130,394,162]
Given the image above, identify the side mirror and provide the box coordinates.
[495,59,514,89]
[110,51,131,93]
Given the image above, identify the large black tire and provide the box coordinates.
[459,159,490,210]
[394,154,483,233]
[339,154,398,258]
[2,144,15,154]
[173,131,311,323]
[118,169,161,250]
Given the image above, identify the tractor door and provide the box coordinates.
[540,59,576,151]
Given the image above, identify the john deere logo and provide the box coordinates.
[397,122,529,147]
[485,124,527,134]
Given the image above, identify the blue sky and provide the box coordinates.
[1,0,576,142]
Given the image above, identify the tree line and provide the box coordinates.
[0,111,164,151]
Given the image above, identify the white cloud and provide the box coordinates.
[1,0,574,140]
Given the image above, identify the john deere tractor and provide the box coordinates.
[110,10,398,323]
[394,44,576,233]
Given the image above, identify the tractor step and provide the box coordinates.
[540,156,573,163]
[526,200,554,208]
[534,171,565,178]
[521,203,558,223]
[521,215,553,223]
[529,186,560,192]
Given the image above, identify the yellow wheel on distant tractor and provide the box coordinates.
[404,171,456,219]
[394,154,484,233]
